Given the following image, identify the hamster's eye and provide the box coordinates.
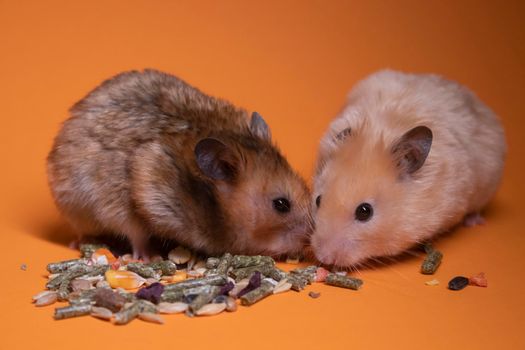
[315,195,321,208]
[273,197,291,213]
[355,203,373,222]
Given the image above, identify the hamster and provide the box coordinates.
[311,70,506,267]
[47,69,312,259]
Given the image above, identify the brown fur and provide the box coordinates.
[47,69,312,258]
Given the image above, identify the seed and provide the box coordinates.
[157,302,188,314]
[138,312,165,324]
[448,276,469,291]
[35,291,58,306]
[273,280,292,294]
[119,254,134,265]
[425,279,440,286]
[224,296,237,312]
[32,290,55,301]
[469,272,488,287]
[20,263,27,271]
[229,279,249,297]
[195,303,226,316]
[91,306,113,320]
[308,291,321,299]
[105,270,146,289]
[168,246,192,264]
[325,273,363,290]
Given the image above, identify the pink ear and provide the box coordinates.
[194,138,239,182]
[392,126,433,175]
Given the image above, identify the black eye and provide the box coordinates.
[315,195,321,208]
[355,203,373,222]
[273,198,291,213]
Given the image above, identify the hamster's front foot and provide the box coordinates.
[463,212,485,227]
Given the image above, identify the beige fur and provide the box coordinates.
[312,70,506,267]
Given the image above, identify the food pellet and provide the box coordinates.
[325,273,363,290]
[448,276,469,291]
[420,245,443,274]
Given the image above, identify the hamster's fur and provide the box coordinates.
[311,70,506,267]
[47,69,312,259]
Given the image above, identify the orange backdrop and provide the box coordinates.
[1,1,524,349]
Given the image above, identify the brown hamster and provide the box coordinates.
[311,70,506,267]
[47,69,312,259]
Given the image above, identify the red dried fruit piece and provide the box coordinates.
[469,272,488,287]
[315,267,329,282]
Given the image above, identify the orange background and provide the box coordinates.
[1,1,524,349]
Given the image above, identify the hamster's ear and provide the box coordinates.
[250,112,271,141]
[195,138,239,182]
[335,127,352,142]
[392,126,433,175]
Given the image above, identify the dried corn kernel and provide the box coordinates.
[105,270,146,290]
[92,248,117,264]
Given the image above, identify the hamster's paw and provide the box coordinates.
[463,212,485,227]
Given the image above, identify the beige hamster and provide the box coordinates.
[311,70,506,267]
[47,69,312,259]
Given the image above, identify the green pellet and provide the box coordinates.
[240,280,274,306]
[46,264,92,290]
[127,262,160,279]
[287,274,309,291]
[47,259,87,274]
[114,300,157,325]
[187,286,222,314]
[148,260,177,275]
[54,304,92,320]
[421,247,443,274]
[231,255,275,268]
[207,253,232,276]
[205,257,220,269]
[229,264,274,281]
[290,265,318,283]
[267,267,287,282]
[325,273,363,290]
[163,275,227,293]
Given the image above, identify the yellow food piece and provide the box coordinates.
[104,270,145,289]
[92,248,117,263]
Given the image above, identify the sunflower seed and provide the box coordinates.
[168,246,192,264]
[35,291,58,306]
[195,303,226,316]
[157,302,188,314]
[138,312,165,324]
[273,281,292,294]
[91,306,113,320]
